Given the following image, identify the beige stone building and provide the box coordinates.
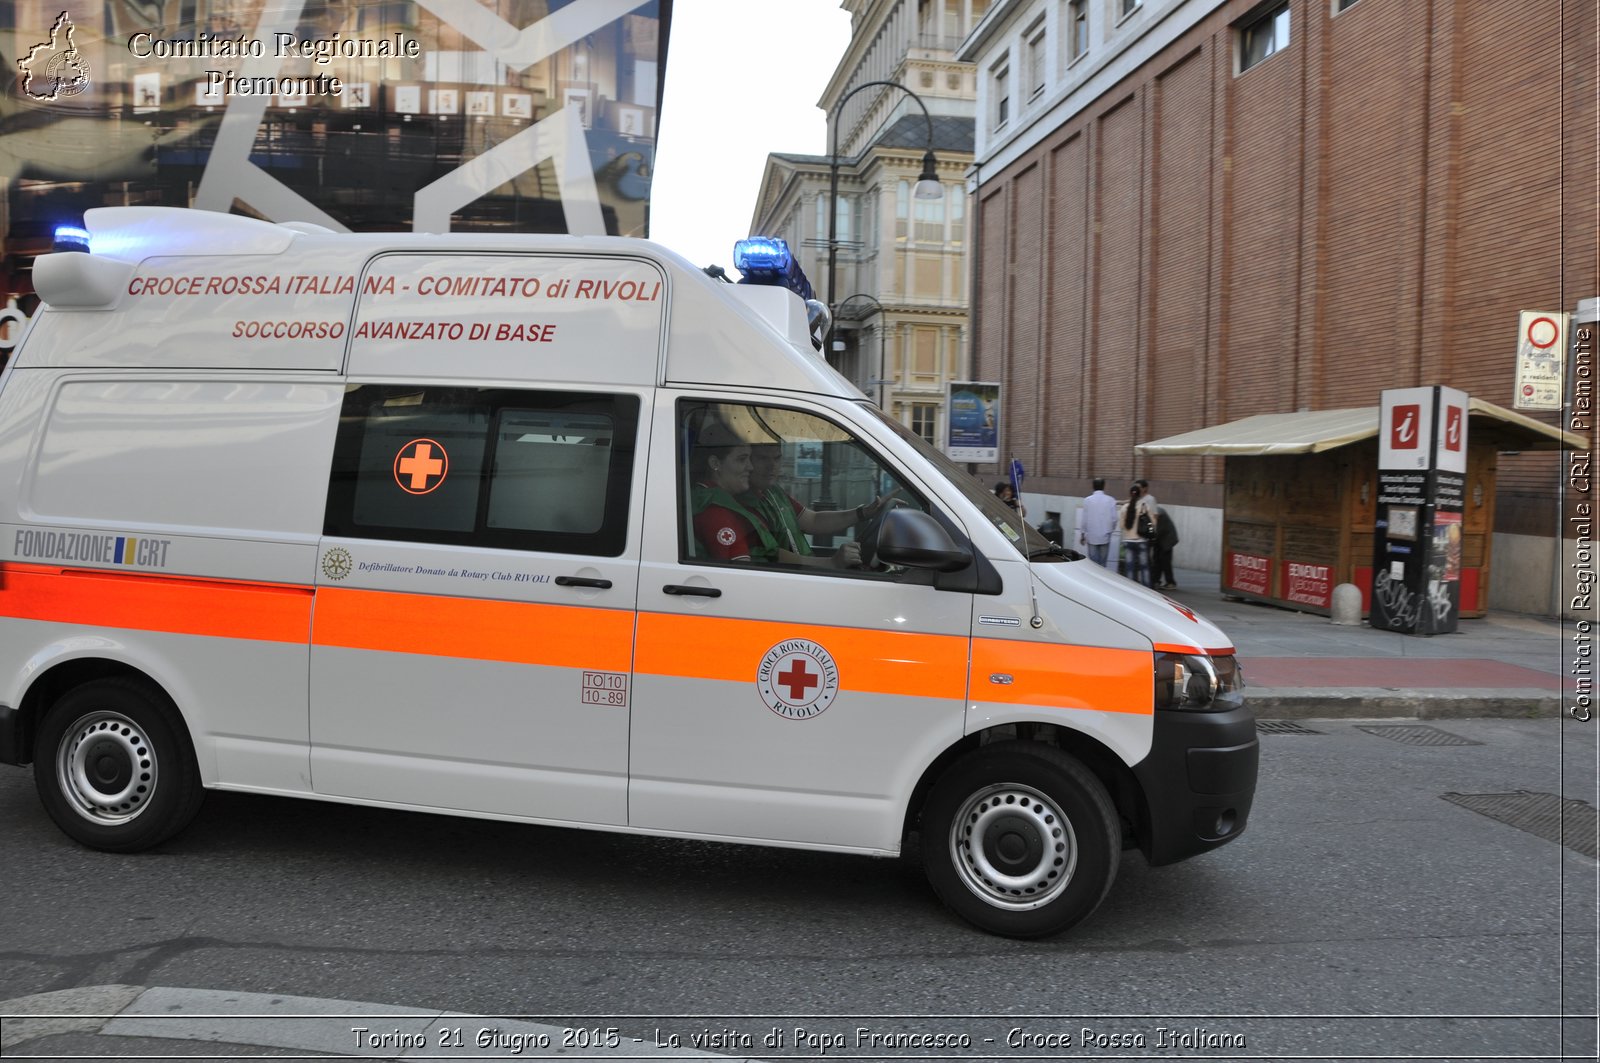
[749,0,990,445]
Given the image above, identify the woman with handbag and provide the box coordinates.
[1116,483,1156,588]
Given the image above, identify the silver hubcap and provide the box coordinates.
[950,783,1076,910]
[56,711,157,825]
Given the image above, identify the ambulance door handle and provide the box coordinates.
[555,576,613,589]
[662,584,721,598]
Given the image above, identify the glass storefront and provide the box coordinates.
[1,0,668,353]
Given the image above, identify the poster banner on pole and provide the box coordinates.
[1514,311,1568,410]
[946,382,1000,463]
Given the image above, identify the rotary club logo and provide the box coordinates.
[321,546,352,581]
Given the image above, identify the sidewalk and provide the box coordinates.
[1158,565,1570,719]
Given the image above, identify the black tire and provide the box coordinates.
[33,678,204,853]
[921,742,1120,938]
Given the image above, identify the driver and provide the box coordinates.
[743,443,889,570]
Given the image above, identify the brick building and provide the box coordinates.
[956,0,1596,613]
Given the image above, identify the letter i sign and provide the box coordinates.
[1390,405,1420,450]
[1444,405,1463,453]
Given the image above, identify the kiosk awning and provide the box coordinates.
[1135,399,1586,456]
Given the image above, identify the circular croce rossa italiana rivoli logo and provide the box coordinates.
[756,639,840,720]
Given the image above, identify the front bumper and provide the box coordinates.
[1130,704,1258,865]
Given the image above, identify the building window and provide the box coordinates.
[911,404,938,445]
[914,194,944,244]
[1026,19,1047,99]
[819,193,852,245]
[912,328,939,378]
[1334,0,1360,10]
[1068,0,1088,62]
[1119,0,1140,18]
[991,62,1010,130]
[1239,3,1291,71]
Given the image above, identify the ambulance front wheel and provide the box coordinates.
[34,678,205,853]
[922,743,1120,938]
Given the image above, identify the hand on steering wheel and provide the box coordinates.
[854,502,892,569]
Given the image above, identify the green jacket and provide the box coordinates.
[745,486,811,557]
[692,484,780,562]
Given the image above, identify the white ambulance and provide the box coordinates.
[0,207,1255,938]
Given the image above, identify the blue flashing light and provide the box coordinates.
[53,225,91,253]
[733,236,814,301]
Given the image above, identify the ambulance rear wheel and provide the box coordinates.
[34,678,204,853]
[922,743,1119,938]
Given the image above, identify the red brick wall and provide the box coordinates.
[972,0,1597,526]
[1090,93,1144,481]
[1318,0,1430,408]
[975,185,1009,389]
[1007,162,1046,475]
[1147,47,1213,486]
[1046,133,1090,478]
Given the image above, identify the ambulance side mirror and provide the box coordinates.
[876,509,971,572]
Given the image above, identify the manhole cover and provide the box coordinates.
[1357,724,1482,746]
[1257,720,1324,735]
[1442,791,1599,858]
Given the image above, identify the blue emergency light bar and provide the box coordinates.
[733,237,815,301]
[53,225,91,253]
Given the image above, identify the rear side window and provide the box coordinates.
[324,384,638,556]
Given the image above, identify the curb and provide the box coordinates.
[1246,689,1562,720]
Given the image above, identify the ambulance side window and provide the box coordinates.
[677,399,927,575]
[325,384,638,556]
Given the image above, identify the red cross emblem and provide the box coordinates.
[757,639,840,720]
[776,659,820,701]
[394,438,448,495]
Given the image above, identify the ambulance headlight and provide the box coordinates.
[1154,653,1245,712]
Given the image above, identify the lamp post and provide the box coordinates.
[825,80,943,321]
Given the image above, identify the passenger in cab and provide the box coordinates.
[690,421,776,563]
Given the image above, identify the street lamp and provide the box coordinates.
[825,79,943,321]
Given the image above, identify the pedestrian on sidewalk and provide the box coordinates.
[1135,479,1159,520]
[1116,483,1155,587]
[994,481,1025,517]
[1078,478,1118,570]
[1152,507,1180,589]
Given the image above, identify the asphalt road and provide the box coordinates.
[1,716,1595,1061]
